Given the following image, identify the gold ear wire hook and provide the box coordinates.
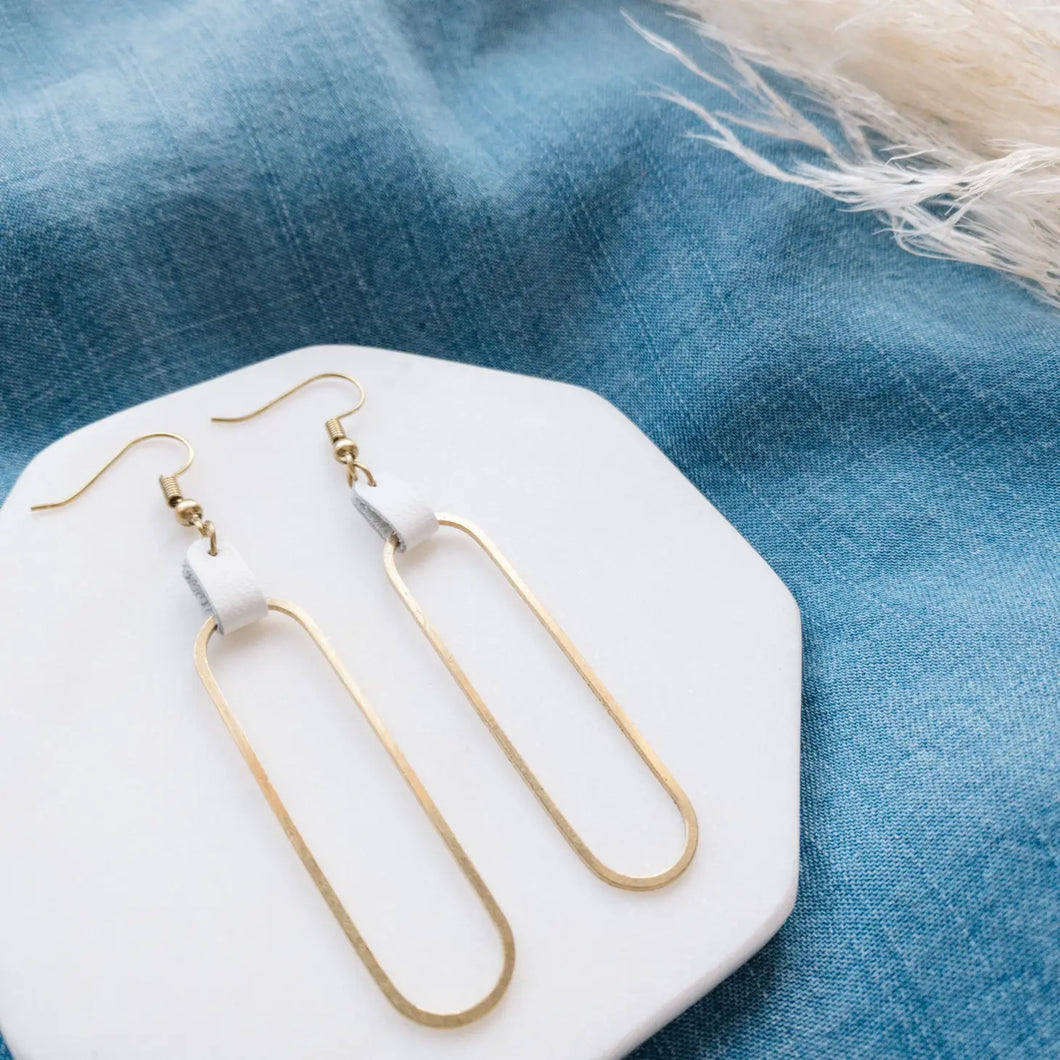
[210,372,366,425]
[31,432,194,510]
[211,372,375,487]
[31,431,218,554]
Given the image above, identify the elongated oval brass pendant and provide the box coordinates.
[383,516,699,892]
[193,599,515,1028]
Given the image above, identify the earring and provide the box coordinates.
[31,432,515,1029]
[214,376,699,892]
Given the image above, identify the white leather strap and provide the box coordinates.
[182,537,269,635]
[350,474,438,552]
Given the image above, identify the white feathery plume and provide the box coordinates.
[632,1,1060,305]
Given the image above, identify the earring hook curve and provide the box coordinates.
[30,432,196,511]
[210,372,366,428]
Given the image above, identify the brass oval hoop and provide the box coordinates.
[194,599,515,1027]
[382,517,699,892]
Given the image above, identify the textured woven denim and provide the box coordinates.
[0,1,1057,1057]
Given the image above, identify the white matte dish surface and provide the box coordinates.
[0,345,801,1059]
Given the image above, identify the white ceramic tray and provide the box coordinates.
[0,346,801,1059]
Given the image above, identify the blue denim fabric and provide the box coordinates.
[1,1,1057,1057]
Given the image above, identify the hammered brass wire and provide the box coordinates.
[383,516,699,892]
[194,598,516,1028]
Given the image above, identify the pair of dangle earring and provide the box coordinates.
[214,373,700,892]
[32,432,515,1029]
[32,378,699,1028]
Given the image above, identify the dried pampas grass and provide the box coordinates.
[633,0,1060,305]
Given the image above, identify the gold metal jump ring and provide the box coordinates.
[351,461,376,487]
[192,516,218,555]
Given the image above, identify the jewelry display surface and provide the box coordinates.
[0,345,802,1059]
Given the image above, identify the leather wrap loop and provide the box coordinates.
[182,537,269,635]
[350,475,439,552]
